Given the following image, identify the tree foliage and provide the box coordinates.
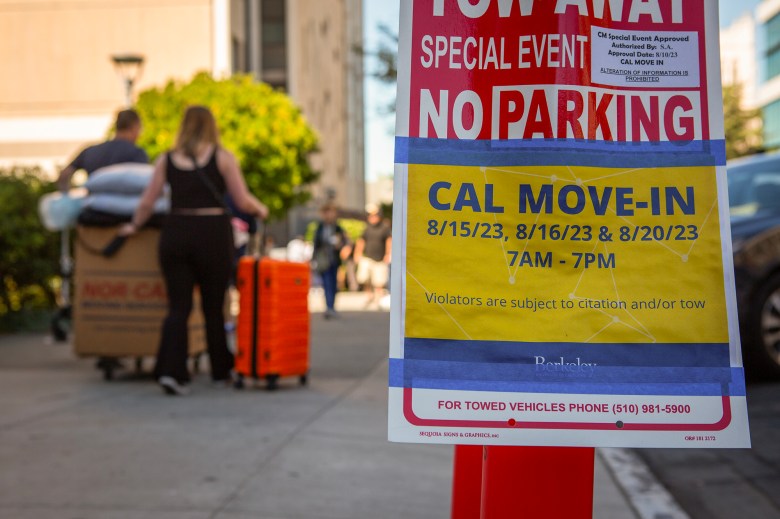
[723,82,763,160]
[0,167,60,326]
[134,73,320,219]
[373,24,398,85]
[372,24,399,115]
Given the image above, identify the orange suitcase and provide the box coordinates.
[235,257,310,389]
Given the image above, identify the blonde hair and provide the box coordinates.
[174,105,220,157]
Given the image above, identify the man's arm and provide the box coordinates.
[353,238,366,263]
[384,236,392,264]
[56,164,77,193]
[57,148,86,192]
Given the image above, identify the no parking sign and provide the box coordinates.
[388,0,750,448]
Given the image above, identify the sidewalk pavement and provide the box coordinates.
[0,293,641,518]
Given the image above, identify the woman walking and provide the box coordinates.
[312,203,349,319]
[121,106,268,395]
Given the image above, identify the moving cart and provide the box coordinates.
[72,225,206,380]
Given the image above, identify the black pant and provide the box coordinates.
[155,214,234,383]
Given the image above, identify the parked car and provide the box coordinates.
[728,152,780,379]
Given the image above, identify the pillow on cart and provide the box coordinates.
[85,163,154,195]
[83,193,169,216]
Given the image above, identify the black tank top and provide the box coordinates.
[166,148,227,210]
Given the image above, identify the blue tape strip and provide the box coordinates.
[394,137,727,168]
[404,338,731,368]
[388,359,746,397]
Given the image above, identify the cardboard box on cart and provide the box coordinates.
[73,226,206,358]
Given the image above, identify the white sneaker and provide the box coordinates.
[158,376,190,396]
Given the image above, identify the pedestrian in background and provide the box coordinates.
[354,203,391,309]
[312,202,349,319]
[340,239,359,292]
[57,109,148,191]
[120,105,268,395]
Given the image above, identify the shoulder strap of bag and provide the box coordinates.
[76,231,127,258]
[185,149,232,215]
[184,150,268,257]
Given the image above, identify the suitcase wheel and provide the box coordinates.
[299,373,308,386]
[266,374,279,391]
[233,374,245,390]
[96,356,121,381]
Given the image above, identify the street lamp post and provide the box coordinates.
[111,54,145,107]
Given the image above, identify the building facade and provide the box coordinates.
[0,0,364,228]
[720,0,780,151]
[757,0,780,149]
[720,12,758,106]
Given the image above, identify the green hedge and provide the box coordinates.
[0,167,61,331]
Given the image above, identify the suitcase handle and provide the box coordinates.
[247,218,268,258]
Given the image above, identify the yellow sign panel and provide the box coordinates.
[405,164,727,344]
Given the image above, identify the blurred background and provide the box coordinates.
[1,1,778,337]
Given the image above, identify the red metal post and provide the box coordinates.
[480,446,595,519]
[451,445,484,519]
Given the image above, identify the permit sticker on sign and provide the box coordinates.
[387,0,751,448]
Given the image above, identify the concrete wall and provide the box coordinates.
[0,0,217,171]
[287,0,364,213]
[757,0,780,110]
[720,13,758,108]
